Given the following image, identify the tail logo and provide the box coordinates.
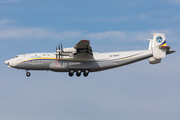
[157,36,163,43]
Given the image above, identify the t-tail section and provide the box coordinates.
[147,33,175,64]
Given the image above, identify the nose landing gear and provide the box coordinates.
[26,71,31,77]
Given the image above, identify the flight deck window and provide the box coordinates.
[13,56,19,58]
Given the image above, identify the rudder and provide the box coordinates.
[150,33,169,59]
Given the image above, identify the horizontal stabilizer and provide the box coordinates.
[166,50,176,55]
[159,46,170,50]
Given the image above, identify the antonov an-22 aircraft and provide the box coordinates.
[4,33,175,77]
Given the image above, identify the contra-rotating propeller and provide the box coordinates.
[55,43,64,67]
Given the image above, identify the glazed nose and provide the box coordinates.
[4,60,9,65]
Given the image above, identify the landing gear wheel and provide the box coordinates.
[69,70,74,77]
[83,70,89,77]
[26,72,31,77]
[76,70,81,77]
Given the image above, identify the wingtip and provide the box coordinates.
[81,39,89,41]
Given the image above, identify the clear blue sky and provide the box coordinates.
[0,0,179,120]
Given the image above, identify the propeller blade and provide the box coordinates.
[61,42,63,52]
[58,44,60,50]
[55,43,63,66]
[56,46,57,60]
[59,52,60,61]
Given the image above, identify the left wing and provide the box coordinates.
[74,40,93,56]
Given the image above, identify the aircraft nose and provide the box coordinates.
[4,60,9,65]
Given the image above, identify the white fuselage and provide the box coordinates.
[4,50,152,72]
[4,33,175,77]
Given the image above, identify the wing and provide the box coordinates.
[74,40,93,56]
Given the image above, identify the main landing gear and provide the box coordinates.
[69,70,89,77]
[26,71,31,77]
[25,70,89,77]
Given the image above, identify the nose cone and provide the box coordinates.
[4,60,9,65]
[4,59,18,68]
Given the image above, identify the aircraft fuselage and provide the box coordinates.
[4,33,175,77]
[5,50,152,73]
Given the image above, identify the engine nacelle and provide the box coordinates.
[56,47,76,53]
[149,57,161,64]
[55,47,77,57]
[62,47,77,53]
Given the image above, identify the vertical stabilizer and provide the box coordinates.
[149,33,169,59]
[146,39,153,50]
[150,33,167,48]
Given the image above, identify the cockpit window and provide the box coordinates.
[13,56,19,58]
